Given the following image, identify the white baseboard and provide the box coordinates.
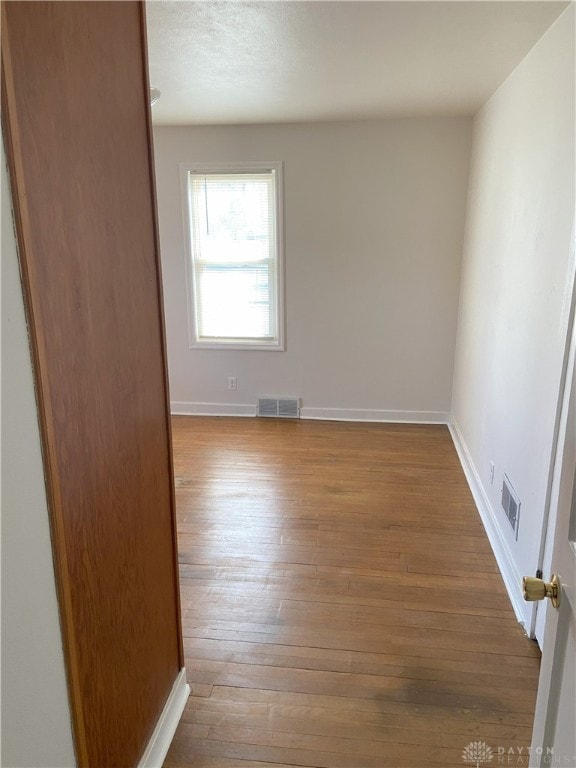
[171,402,449,423]
[448,417,528,629]
[300,407,449,424]
[171,401,255,417]
[138,668,190,768]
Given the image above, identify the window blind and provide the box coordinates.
[189,171,278,344]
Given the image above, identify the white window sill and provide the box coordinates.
[190,341,285,351]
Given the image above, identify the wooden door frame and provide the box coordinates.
[1,3,184,764]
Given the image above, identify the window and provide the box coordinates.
[182,161,284,349]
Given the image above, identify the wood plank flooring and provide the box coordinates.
[165,416,540,768]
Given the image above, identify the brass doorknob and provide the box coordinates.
[522,574,561,608]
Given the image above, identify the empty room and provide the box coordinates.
[148,1,575,765]
[2,2,574,768]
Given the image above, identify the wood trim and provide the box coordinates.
[2,3,183,765]
[139,0,184,669]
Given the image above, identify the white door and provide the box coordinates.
[528,323,576,767]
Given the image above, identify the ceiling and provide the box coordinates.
[146,1,569,126]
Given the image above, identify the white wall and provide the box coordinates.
[451,6,575,635]
[1,148,76,766]
[153,118,472,422]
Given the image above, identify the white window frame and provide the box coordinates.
[180,160,285,351]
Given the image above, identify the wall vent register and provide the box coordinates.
[502,474,521,539]
[257,397,300,419]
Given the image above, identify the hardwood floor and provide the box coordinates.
[165,416,540,768]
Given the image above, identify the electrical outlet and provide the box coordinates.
[489,461,495,485]
[228,376,237,391]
